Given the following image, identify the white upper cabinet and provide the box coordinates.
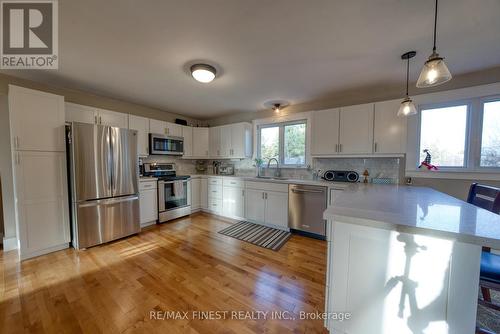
[149,119,166,135]
[219,125,232,157]
[66,102,96,124]
[65,103,128,129]
[9,85,65,152]
[149,119,182,137]
[166,122,182,137]
[128,115,150,157]
[97,108,128,128]
[182,126,193,157]
[192,127,209,158]
[339,103,374,154]
[373,100,407,154]
[230,123,253,158]
[208,123,252,159]
[311,108,340,155]
[209,127,221,157]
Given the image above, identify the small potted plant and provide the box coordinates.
[254,158,264,177]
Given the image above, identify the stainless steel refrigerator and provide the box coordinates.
[67,122,140,249]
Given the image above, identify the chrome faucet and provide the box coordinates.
[267,158,281,177]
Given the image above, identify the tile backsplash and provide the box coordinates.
[143,155,403,183]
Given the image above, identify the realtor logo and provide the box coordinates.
[1,0,58,69]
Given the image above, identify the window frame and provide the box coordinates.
[257,119,308,168]
[416,100,472,170]
[478,96,500,170]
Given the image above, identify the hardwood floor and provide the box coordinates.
[0,213,328,333]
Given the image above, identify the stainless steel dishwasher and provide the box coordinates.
[288,184,328,239]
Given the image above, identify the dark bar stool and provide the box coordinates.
[467,183,500,334]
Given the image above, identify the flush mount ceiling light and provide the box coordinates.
[263,100,289,114]
[398,51,418,117]
[416,0,452,88]
[273,103,282,113]
[190,64,217,83]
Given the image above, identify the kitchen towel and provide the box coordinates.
[173,180,184,198]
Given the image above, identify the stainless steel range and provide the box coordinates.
[143,163,191,223]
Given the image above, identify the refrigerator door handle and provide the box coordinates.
[78,195,139,208]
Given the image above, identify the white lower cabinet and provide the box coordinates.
[245,189,266,223]
[191,177,288,228]
[139,180,157,227]
[207,177,223,214]
[200,178,208,209]
[13,151,70,259]
[244,182,288,230]
[191,178,200,210]
[191,177,207,211]
[263,191,288,228]
[222,179,245,220]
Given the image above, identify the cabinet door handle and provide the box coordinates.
[339,144,342,152]
[14,136,19,149]
[242,189,245,197]
[335,144,338,152]
[374,142,378,152]
[16,152,20,165]
[94,115,98,124]
[262,192,265,199]
[264,192,268,200]
[99,116,102,124]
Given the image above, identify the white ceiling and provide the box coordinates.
[3,0,500,119]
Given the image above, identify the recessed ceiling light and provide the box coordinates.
[190,64,216,83]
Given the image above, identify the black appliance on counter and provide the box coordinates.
[322,170,359,183]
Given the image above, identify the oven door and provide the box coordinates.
[149,134,184,155]
[158,180,191,222]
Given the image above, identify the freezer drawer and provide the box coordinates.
[288,184,327,237]
[75,195,140,249]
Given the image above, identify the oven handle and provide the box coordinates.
[158,179,191,185]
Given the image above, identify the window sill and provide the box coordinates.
[405,169,500,181]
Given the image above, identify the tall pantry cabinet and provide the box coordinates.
[8,85,70,259]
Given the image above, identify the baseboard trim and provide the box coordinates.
[2,236,19,251]
[140,220,157,229]
[20,242,69,260]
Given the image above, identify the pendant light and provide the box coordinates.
[416,0,452,88]
[398,51,418,117]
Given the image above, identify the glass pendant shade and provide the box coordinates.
[416,53,452,88]
[398,97,417,117]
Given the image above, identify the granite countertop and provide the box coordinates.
[188,174,349,189]
[323,183,500,248]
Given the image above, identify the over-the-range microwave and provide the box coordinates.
[149,133,184,155]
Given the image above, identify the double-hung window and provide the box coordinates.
[258,120,307,167]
